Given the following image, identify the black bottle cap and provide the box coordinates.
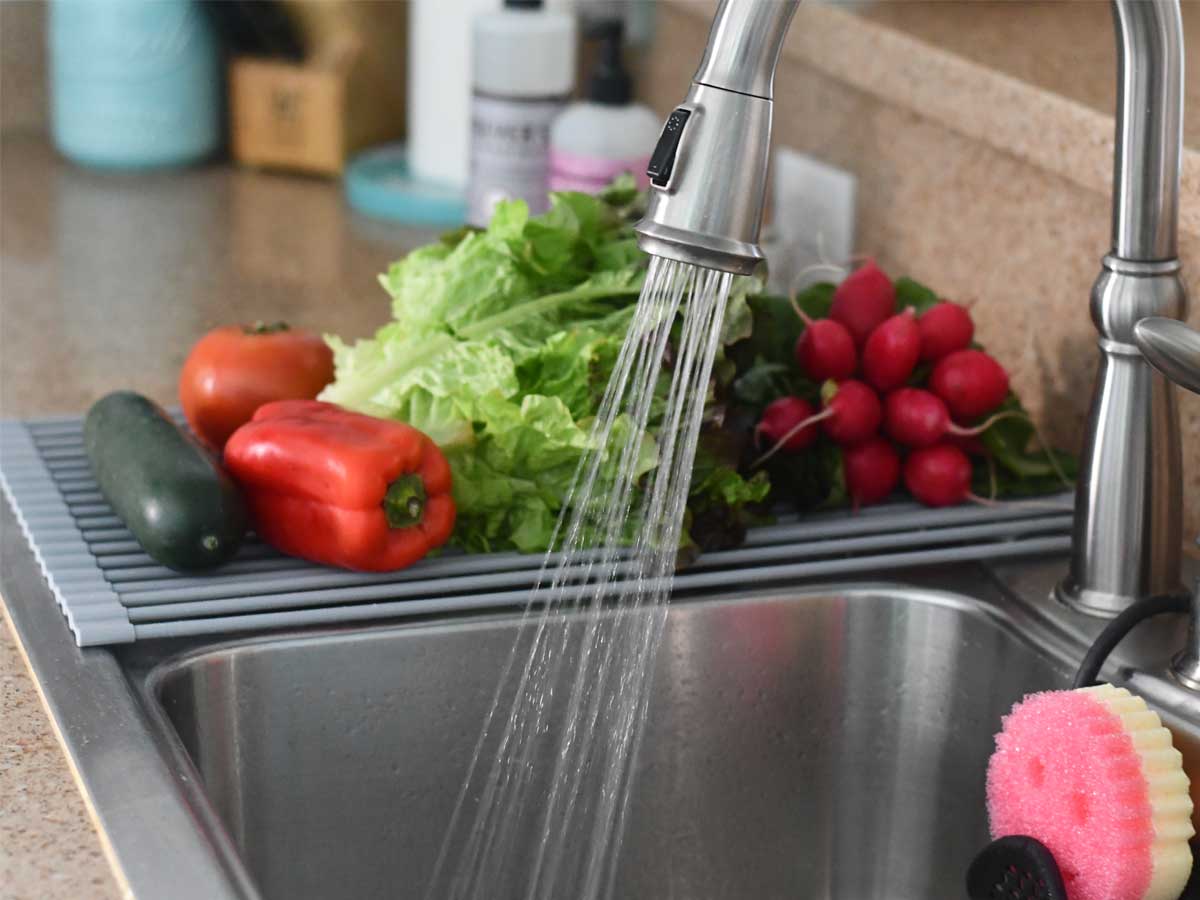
[505,0,542,8]
[585,19,632,106]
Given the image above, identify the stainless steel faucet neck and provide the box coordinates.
[693,0,799,99]
[1111,0,1185,261]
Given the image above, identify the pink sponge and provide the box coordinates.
[987,684,1194,900]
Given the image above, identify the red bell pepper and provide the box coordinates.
[224,400,455,572]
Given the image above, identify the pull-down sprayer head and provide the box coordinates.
[634,0,799,275]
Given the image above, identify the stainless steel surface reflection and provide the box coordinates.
[145,586,1067,900]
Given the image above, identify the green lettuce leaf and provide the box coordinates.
[446,395,657,553]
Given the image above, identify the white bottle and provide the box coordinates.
[549,19,660,194]
[468,0,577,226]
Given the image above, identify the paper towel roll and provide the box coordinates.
[408,0,497,188]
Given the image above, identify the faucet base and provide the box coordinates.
[1055,575,1187,619]
[1061,256,1188,620]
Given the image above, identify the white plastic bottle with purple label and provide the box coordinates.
[549,19,660,195]
[468,0,576,227]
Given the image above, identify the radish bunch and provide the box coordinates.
[754,260,1014,509]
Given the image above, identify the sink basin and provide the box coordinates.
[7,481,1197,900]
[146,584,1070,900]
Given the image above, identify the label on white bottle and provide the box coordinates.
[467,94,563,227]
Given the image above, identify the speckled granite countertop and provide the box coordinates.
[0,134,437,899]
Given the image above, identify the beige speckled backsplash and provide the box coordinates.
[641,1,1200,545]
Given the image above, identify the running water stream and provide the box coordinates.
[425,258,734,900]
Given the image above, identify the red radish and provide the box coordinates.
[756,397,820,453]
[883,387,1009,449]
[830,260,896,347]
[904,444,973,507]
[890,388,1070,495]
[885,388,951,448]
[820,380,882,446]
[861,308,920,392]
[794,316,857,381]
[754,380,881,467]
[918,301,974,362]
[843,438,901,507]
[930,349,1009,420]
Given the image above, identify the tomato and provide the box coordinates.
[179,322,334,451]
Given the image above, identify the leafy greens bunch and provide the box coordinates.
[322,178,767,554]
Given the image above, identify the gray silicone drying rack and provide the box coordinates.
[0,413,1074,647]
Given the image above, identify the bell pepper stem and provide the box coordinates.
[383,474,426,528]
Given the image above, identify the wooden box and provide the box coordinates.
[230,25,405,176]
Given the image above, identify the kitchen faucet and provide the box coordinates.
[635,0,1195,618]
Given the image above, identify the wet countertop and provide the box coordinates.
[0,134,436,899]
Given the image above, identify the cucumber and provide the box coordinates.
[85,391,246,572]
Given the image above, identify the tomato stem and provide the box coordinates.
[383,474,426,528]
[245,321,291,335]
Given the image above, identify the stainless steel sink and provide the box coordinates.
[5,494,1199,900]
[138,583,1070,900]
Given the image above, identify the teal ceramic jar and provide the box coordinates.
[49,0,220,169]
